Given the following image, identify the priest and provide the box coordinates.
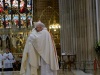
[20,21,59,75]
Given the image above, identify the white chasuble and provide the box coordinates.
[40,58,57,75]
[20,28,59,75]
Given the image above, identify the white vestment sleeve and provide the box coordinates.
[8,53,14,63]
[3,53,6,60]
[20,30,39,75]
[0,54,2,68]
[8,53,13,59]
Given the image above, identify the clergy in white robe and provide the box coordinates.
[20,21,59,75]
[3,48,14,71]
[0,54,3,71]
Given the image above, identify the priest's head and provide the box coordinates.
[34,21,45,32]
[6,48,10,53]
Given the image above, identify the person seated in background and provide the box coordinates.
[3,48,14,71]
[0,53,3,71]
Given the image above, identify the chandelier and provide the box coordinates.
[49,18,60,31]
[38,6,61,31]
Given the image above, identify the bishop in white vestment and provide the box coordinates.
[20,21,59,75]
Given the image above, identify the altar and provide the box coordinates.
[61,53,76,71]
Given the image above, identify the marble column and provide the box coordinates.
[98,0,100,40]
[59,0,97,69]
[2,35,7,52]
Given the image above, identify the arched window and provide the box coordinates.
[0,0,33,28]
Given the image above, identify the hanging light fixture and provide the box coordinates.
[49,16,61,31]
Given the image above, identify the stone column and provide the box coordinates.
[59,0,97,69]
[2,35,7,52]
[98,0,100,40]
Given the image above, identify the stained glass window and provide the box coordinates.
[0,0,33,28]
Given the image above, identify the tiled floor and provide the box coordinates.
[0,69,99,75]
